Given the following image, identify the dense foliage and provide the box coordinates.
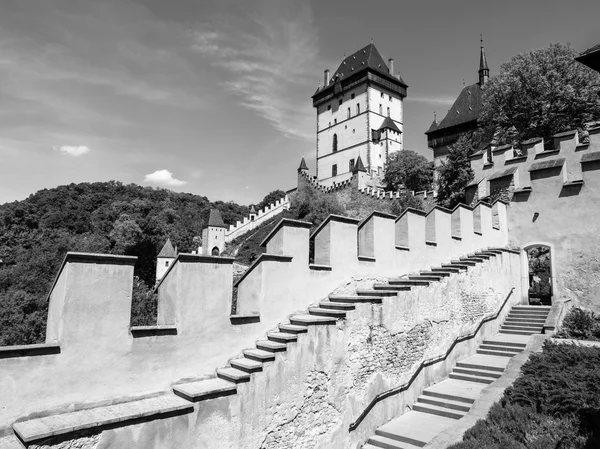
[480,43,600,146]
[450,341,600,448]
[255,190,287,212]
[383,150,434,192]
[0,181,248,345]
[556,308,600,341]
[527,245,552,301]
[436,134,475,209]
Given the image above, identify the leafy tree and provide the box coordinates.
[256,190,287,212]
[389,192,425,216]
[383,150,434,192]
[436,135,475,209]
[480,42,600,145]
[289,187,344,227]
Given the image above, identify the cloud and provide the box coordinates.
[407,95,456,106]
[53,145,91,157]
[190,1,318,140]
[143,169,187,187]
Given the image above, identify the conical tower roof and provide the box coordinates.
[351,156,367,173]
[378,116,402,133]
[206,209,227,228]
[298,158,309,171]
[250,205,257,214]
[157,238,177,258]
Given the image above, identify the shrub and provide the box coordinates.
[556,308,600,341]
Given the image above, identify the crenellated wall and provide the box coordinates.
[225,195,291,243]
[0,202,510,432]
[467,125,600,311]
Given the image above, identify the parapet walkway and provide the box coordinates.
[362,304,551,449]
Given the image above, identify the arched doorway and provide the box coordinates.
[211,247,220,256]
[523,244,553,305]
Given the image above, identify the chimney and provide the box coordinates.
[388,58,394,75]
[324,69,330,86]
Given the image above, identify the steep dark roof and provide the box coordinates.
[250,205,257,214]
[575,43,600,73]
[206,209,227,228]
[298,157,308,171]
[426,118,439,133]
[352,155,367,173]
[329,43,406,86]
[480,44,489,72]
[430,83,483,133]
[157,238,177,258]
[378,116,401,133]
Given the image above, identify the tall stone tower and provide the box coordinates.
[201,209,227,256]
[312,43,408,189]
[156,238,177,282]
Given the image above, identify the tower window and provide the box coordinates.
[356,104,360,115]
[165,261,169,267]
[334,118,337,124]
[347,107,350,119]
[328,105,331,110]
[349,158,355,171]
[380,92,384,98]
[351,93,355,99]
[387,107,390,117]
[332,164,338,177]
[389,95,392,101]
[339,99,343,106]
[379,104,382,115]
[333,133,338,152]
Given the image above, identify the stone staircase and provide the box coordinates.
[362,304,551,449]
[10,248,518,445]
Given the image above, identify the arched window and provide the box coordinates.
[347,107,350,119]
[212,247,220,256]
[356,104,360,115]
[333,134,338,152]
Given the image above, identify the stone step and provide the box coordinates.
[441,263,469,270]
[216,367,250,383]
[356,289,399,297]
[504,317,547,324]
[422,380,480,404]
[460,257,485,263]
[512,305,552,311]
[499,329,538,336]
[508,310,550,316]
[477,348,521,357]
[482,339,527,348]
[412,402,466,420]
[387,279,430,286]
[432,266,461,273]
[319,301,356,311]
[420,270,451,277]
[503,321,544,328]
[373,283,416,291]
[501,324,542,332]
[361,444,383,449]
[230,358,263,373]
[470,252,493,259]
[173,378,237,402]
[452,366,502,379]
[243,348,275,362]
[367,434,407,449]
[290,314,337,326]
[376,411,452,447]
[408,275,443,282]
[268,332,298,344]
[449,372,494,384]
[455,361,505,373]
[278,323,308,334]
[14,395,194,443]
[452,259,476,266]
[256,340,288,353]
[478,344,522,353]
[309,307,346,318]
[416,395,471,412]
[329,294,383,303]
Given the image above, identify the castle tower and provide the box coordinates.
[249,204,257,221]
[156,238,177,282]
[201,209,227,256]
[312,43,408,189]
[479,35,490,86]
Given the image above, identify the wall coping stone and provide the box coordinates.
[493,144,513,154]
[357,256,376,262]
[229,314,261,325]
[588,126,600,135]
[0,342,60,360]
[357,211,397,230]
[552,129,577,138]
[522,137,543,145]
[309,214,360,240]
[528,158,565,172]
[451,203,474,212]
[395,245,410,251]
[259,218,312,248]
[504,155,528,165]
[130,326,178,338]
[47,252,137,301]
[534,149,560,159]
[581,151,600,164]
[429,205,453,215]
[154,253,234,292]
[233,254,293,287]
[308,264,333,271]
[396,207,427,222]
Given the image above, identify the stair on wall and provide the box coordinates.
[362,304,551,449]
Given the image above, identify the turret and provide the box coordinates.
[479,35,489,86]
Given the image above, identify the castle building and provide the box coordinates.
[156,238,177,282]
[201,209,226,256]
[426,38,490,168]
[312,43,407,189]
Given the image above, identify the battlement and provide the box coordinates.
[224,194,291,243]
[0,202,509,431]
[467,126,600,203]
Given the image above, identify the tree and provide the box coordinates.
[480,43,600,145]
[436,135,475,209]
[383,150,434,192]
[256,190,286,212]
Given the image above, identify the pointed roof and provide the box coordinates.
[250,205,257,214]
[576,43,600,73]
[378,116,402,133]
[426,116,439,133]
[206,209,227,228]
[479,41,489,73]
[351,156,367,173]
[427,83,483,134]
[298,157,308,171]
[157,238,177,258]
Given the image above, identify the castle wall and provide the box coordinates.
[0,202,510,436]
[225,195,291,243]
[467,126,600,311]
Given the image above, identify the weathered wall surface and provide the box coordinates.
[468,127,600,311]
[41,252,520,449]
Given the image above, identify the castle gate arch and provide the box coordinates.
[211,247,220,256]
[521,242,556,305]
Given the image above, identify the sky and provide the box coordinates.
[1,0,599,206]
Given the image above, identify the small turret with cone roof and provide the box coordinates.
[479,35,489,86]
[298,157,309,172]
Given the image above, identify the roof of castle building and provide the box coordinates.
[427,83,483,134]
[157,238,177,258]
[250,205,257,214]
[378,116,402,133]
[576,43,600,73]
[426,117,439,133]
[206,209,227,228]
[352,155,367,172]
[298,157,308,171]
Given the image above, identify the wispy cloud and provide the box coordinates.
[407,95,456,106]
[143,169,187,187]
[53,145,91,157]
[190,1,318,140]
